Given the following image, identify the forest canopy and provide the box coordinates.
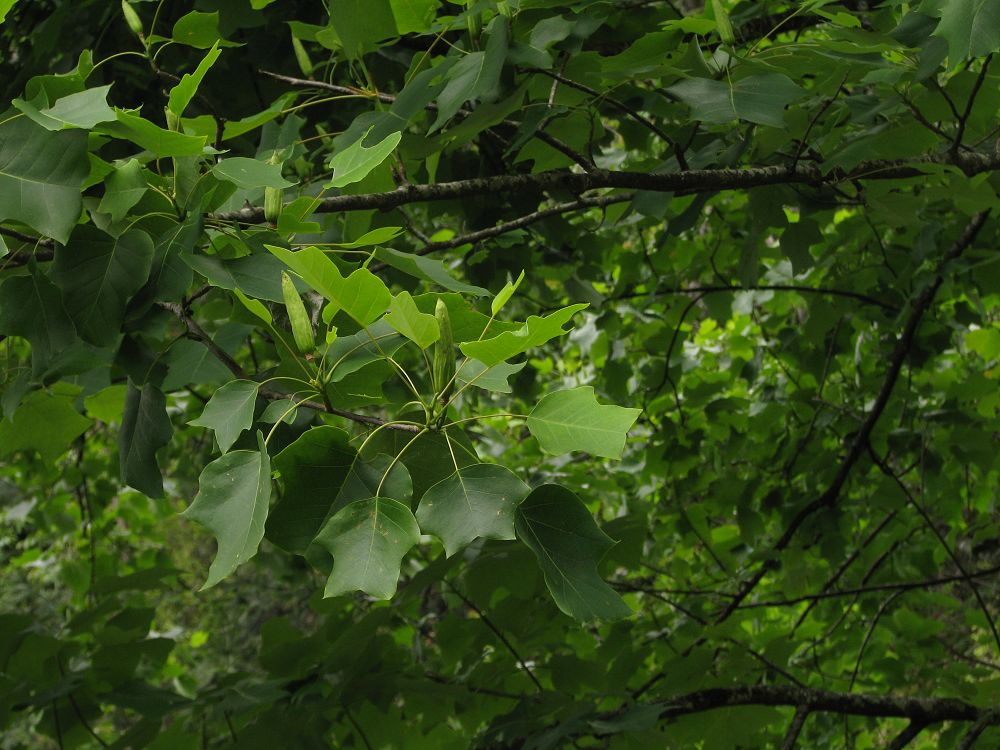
[2,0,1000,747]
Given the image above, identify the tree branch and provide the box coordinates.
[210,152,1000,224]
[780,706,810,750]
[159,302,419,432]
[712,210,990,622]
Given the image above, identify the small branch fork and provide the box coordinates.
[159,301,419,433]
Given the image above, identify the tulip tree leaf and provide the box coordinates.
[189,380,259,453]
[932,0,1000,61]
[0,265,76,373]
[460,303,588,366]
[119,381,173,498]
[0,387,93,464]
[527,386,641,459]
[167,42,221,118]
[385,291,440,348]
[182,433,272,589]
[314,497,420,599]
[0,117,89,243]
[417,464,531,555]
[13,85,116,130]
[266,426,356,553]
[514,484,630,622]
[266,244,391,325]
[52,226,155,346]
[374,247,489,295]
[667,73,805,128]
[455,360,526,393]
[325,129,401,188]
[431,17,509,131]
[212,157,295,189]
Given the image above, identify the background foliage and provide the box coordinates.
[2,0,1000,747]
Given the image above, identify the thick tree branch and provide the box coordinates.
[211,152,1000,224]
[649,684,993,724]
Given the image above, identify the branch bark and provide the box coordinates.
[210,152,1000,224]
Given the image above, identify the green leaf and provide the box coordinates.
[13,85,116,130]
[460,303,588,366]
[314,497,420,599]
[329,226,404,248]
[119,382,172,498]
[328,0,399,59]
[385,291,440,349]
[266,245,391,325]
[455,360,525,393]
[514,484,630,622]
[0,0,18,24]
[417,464,530,556]
[212,158,295,189]
[374,247,489,295]
[52,227,155,346]
[99,110,208,157]
[431,17,509,131]
[390,0,436,34]
[182,433,271,589]
[966,327,1000,359]
[491,270,525,316]
[0,265,77,373]
[667,73,805,128]
[172,11,233,49]
[185,250,296,303]
[932,0,1000,60]
[0,117,89,243]
[167,43,221,118]
[189,380,259,453]
[325,129,402,189]
[97,158,147,222]
[527,387,641,459]
[0,387,93,464]
[267,426,356,553]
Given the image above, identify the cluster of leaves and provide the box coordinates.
[1,0,1000,748]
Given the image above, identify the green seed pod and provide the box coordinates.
[281,272,314,354]
[264,186,283,224]
[291,36,314,77]
[122,1,144,38]
[432,299,455,402]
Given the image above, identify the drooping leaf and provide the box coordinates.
[0,265,76,373]
[385,291,440,349]
[390,0,436,34]
[171,10,234,49]
[266,245,391,325]
[460,303,588,366]
[417,464,531,555]
[182,433,271,589]
[527,386,640,459]
[325,129,402,188]
[314,497,420,599]
[212,158,295,189]
[167,42,221,118]
[119,381,172,498]
[188,380,259,453]
[0,117,89,243]
[932,0,1000,61]
[431,17,509,131]
[267,426,356,553]
[514,484,630,621]
[455,360,526,393]
[185,250,298,303]
[328,0,398,59]
[52,226,155,346]
[667,73,805,128]
[374,247,489,295]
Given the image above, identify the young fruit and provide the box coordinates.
[432,299,455,403]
